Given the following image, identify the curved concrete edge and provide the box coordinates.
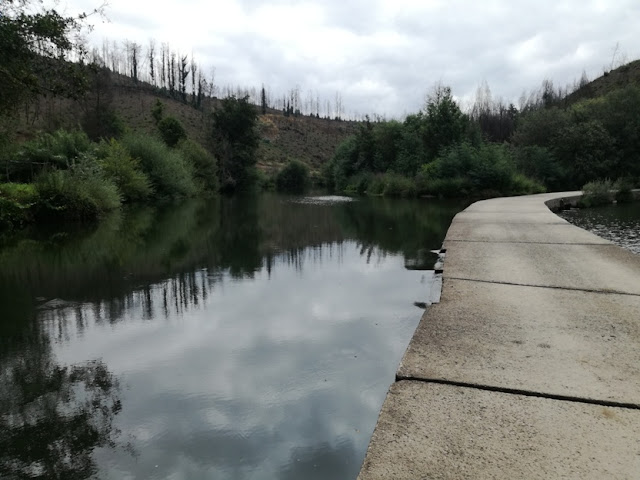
[543,193,582,211]
[358,192,640,480]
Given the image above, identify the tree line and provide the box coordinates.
[323,70,640,199]
[0,1,276,232]
[89,37,352,120]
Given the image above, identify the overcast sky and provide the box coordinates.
[63,0,638,118]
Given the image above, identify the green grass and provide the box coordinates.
[0,183,38,230]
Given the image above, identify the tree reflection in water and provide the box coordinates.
[0,194,465,479]
[0,349,125,480]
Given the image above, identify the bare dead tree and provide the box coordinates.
[190,53,197,105]
[161,43,167,89]
[148,39,156,86]
[179,54,189,102]
[130,41,140,82]
[169,52,176,97]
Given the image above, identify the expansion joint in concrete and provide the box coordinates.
[447,276,640,297]
[394,376,640,411]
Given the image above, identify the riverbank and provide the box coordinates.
[358,192,640,479]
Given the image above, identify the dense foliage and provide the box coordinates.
[211,96,260,192]
[324,86,544,198]
[515,85,640,189]
[0,128,221,230]
[276,161,309,194]
[0,0,92,115]
[158,116,187,147]
[326,81,640,198]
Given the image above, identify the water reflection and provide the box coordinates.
[0,350,124,479]
[0,194,462,479]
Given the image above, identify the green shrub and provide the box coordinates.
[381,173,417,197]
[152,99,165,125]
[0,183,38,230]
[510,173,546,195]
[321,157,337,192]
[10,129,93,181]
[580,179,613,207]
[466,143,515,193]
[83,106,127,140]
[158,116,187,147]
[35,158,121,221]
[255,169,275,191]
[121,133,196,198]
[96,139,153,202]
[330,136,359,192]
[344,172,371,195]
[276,160,310,194]
[177,139,218,192]
[614,178,634,204]
[366,175,386,195]
[417,176,471,198]
[513,145,568,191]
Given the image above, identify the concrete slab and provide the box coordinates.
[359,192,640,479]
[463,192,580,214]
[398,279,640,405]
[444,240,640,295]
[445,221,611,244]
[358,381,640,480]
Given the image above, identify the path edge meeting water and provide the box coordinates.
[357,191,640,479]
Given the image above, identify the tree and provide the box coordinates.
[130,41,140,82]
[422,85,467,160]
[276,160,309,194]
[0,353,124,480]
[196,70,204,109]
[579,70,589,89]
[148,39,156,86]
[160,43,167,89]
[335,91,343,120]
[158,116,187,147]
[179,54,189,102]
[260,85,267,115]
[190,54,197,106]
[169,52,176,97]
[151,99,165,124]
[511,107,570,150]
[0,1,99,115]
[212,96,259,192]
[553,120,615,187]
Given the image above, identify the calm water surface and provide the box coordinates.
[0,194,462,480]
[559,202,640,254]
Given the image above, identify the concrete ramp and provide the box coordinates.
[358,192,640,480]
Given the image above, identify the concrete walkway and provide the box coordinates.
[358,192,640,479]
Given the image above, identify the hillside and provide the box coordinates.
[13,71,357,175]
[565,59,640,105]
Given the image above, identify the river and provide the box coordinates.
[0,194,463,480]
[558,201,640,254]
